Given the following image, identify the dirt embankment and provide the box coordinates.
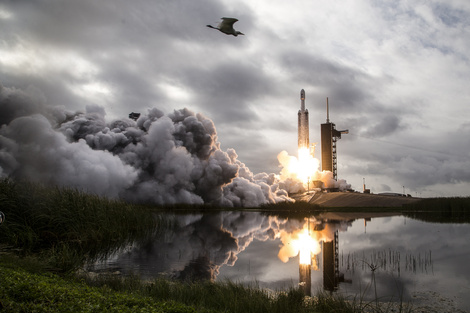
[306,192,420,208]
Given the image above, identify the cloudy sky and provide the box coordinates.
[1,0,469,197]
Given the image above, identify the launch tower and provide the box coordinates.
[321,98,348,181]
[298,89,309,149]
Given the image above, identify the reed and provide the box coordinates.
[83,275,351,313]
[79,272,418,313]
[0,179,160,271]
[341,249,433,276]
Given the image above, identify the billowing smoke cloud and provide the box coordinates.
[0,84,295,206]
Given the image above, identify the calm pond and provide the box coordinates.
[89,211,470,311]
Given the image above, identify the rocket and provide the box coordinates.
[298,89,309,149]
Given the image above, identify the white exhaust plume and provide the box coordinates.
[277,150,351,193]
[0,85,294,206]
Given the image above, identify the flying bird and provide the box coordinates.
[206,17,245,36]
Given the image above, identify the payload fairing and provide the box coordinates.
[298,89,309,149]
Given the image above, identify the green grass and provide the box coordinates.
[0,255,213,313]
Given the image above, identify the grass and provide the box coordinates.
[84,275,311,313]
[0,255,213,313]
[81,273,415,313]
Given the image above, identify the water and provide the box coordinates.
[89,211,470,311]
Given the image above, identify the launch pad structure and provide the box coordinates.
[320,98,348,181]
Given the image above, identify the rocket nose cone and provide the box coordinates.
[300,89,305,100]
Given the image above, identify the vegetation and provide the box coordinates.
[0,178,161,271]
[0,255,213,313]
[403,197,470,223]
[82,274,316,313]
[1,254,414,313]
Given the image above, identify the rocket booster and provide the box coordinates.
[298,89,309,149]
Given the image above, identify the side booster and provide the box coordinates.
[298,89,309,149]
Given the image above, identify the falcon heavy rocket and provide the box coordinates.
[298,89,309,149]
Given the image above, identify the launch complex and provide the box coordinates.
[297,89,348,187]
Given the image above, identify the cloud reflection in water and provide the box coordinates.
[90,211,470,311]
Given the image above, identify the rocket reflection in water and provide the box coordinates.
[278,217,348,295]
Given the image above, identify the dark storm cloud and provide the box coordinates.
[93,58,166,117]
[181,61,274,125]
[394,156,470,190]
[340,113,470,194]
[343,145,470,193]
[281,51,371,111]
[360,115,406,138]
[3,0,225,48]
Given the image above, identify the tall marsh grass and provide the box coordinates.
[83,274,348,313]
[0,179,160,271]
[81,273,415,313]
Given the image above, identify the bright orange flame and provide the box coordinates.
[278,148,320,187]
[296,148,319,185]
[294,227,319,265]
[278,222,321,265]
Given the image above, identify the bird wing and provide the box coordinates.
[219,17,238,28]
